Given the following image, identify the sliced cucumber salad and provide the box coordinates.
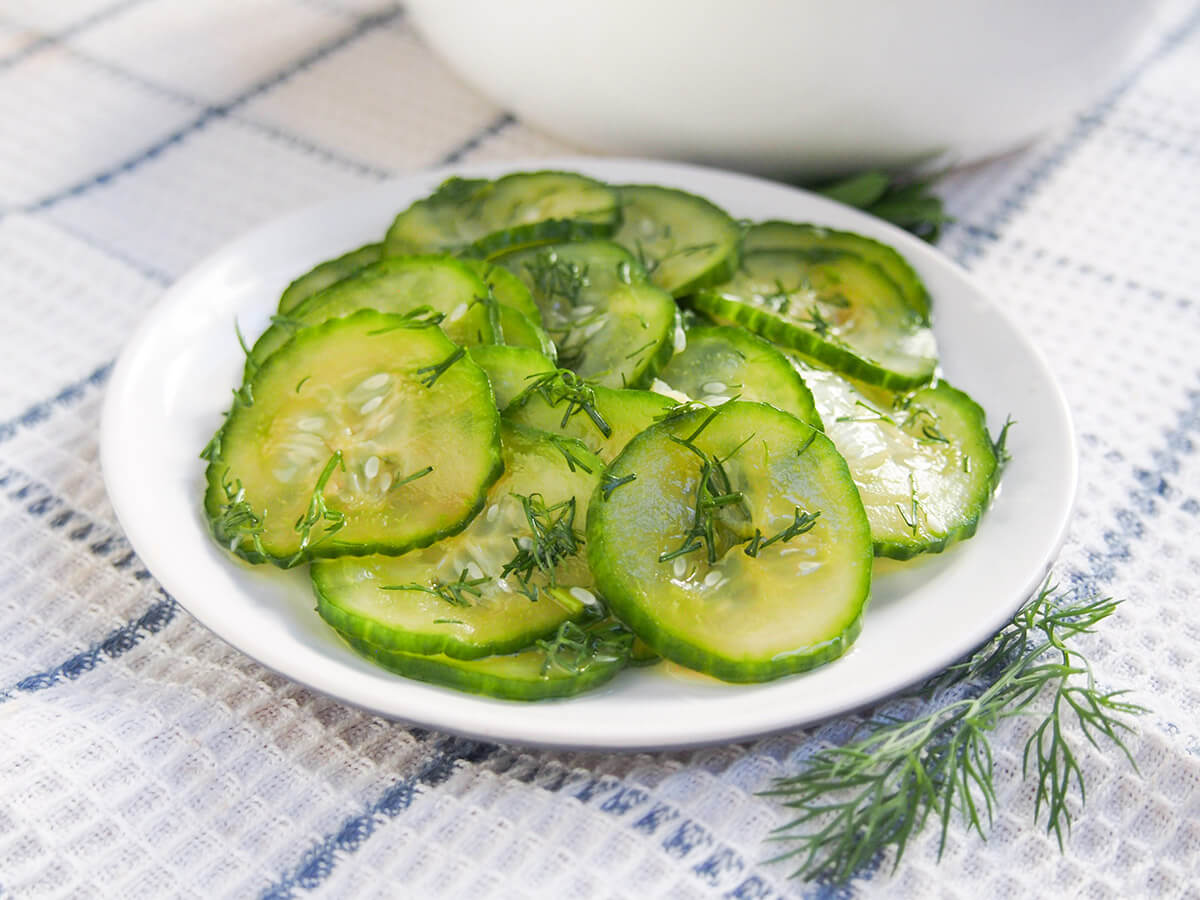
[201,168,1009,699]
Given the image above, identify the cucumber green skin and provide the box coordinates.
[692,249,936,390]
[249,256,495,375]
[658,325,823,429]
[745,221,931,322]
[312,576,580,662]
[505,384,674,463]
[308,422,603,660]
[874,384,998,559]
[278,242,383,315]
[789,354,1000,559]
[334,629,629,700]
[467,345,556,410]
[205,310,502,567]
[494,304,556,359]
[384,171,620,259]
[612,184,741,296]
[587,402,872,683]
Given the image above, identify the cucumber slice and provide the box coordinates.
[505,370,675,463]
[278,242,383,315]
[466,345,556,410]
[312,422,603,659]
[494,241,677,389]
[494,303,556,358]
[656,325,822,428]
[204,309,501,566]
[612,184,741,296]
[458,258,543,325]
[692,249,938,389]
[384,172,620,258]
[790,357,1000,558]
[334,620,632,700]
[250,256,494,374]
[586,401,872,683]
[744,222,931,320]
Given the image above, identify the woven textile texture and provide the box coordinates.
[1,0,1199,897]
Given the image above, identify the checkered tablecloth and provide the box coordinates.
[1,1,1198,897]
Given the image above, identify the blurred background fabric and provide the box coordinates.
[0,0,1198,897]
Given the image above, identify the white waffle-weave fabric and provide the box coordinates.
[1,1,1198,897]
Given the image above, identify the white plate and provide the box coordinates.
[101,157,1076,750]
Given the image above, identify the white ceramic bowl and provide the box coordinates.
[407,0,1160,177]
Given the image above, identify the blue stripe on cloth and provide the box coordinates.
[260,744,805,899]
[1065,380,1200,596]
[0,0,153,70]
[58,44,394,183]
[2,590,177,700]
[951,3,1200,268]
[260,737,499,899]
[23,7,403,214]
[0,361,112,445]
[437,113,516,165]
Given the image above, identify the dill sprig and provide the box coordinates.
[515,369,612,438]
[763,582,1146,883]
[808,170,952,243]
[536,620,634,677]
[501,493,583,601]
[895,472,921,535]
[288,451,346,565]
[416,346,466,388]
[383,569,489,607]
[600,471,637,501]
[743,508,821,558]
[657,409,750,565]
[524,251,588,304]
[993,416,1016,469]
[213,473,266,557]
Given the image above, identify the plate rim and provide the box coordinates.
[100,155,1078,750]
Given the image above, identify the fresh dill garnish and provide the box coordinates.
[383,569,489,607]
[549,436,594,474]
[501,493,583,601]
[795,431,818,458]
[835,399,895,425]
[515,369,612,438]
[295,375,311,394]
[658,409,749,565]
[624,339,657,361]
[993,416,1016,469]
[800,305,833,338]
[288,451,346,564]
[366,305,446,334]
[743,508,821,558]
[895,472,921,535]
[232,381,254,409]
[525,251,588,304]
[762,278,793,315]
[390,465,434,492]
[762,581,1145,882]
[416,346,466,388]
[214,473,266,557]
[234,318,256,369]
[535,620,634,677]
[199,430,222,462]
[894,398,949,443]
[807,170,952,243]
[600,471,637,501]
[432,618,465,625]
